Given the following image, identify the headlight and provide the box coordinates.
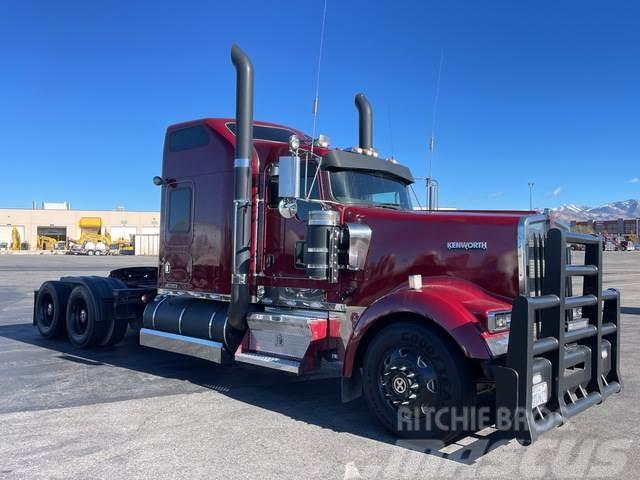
[487,310,511,333]
[288,134,300,152]
[316,134,330,148]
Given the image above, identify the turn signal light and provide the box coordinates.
[487,310,512,333]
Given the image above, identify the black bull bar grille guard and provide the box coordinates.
[495,228,622,444]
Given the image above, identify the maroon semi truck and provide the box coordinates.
[33,45,622,445]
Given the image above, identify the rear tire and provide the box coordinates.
[362,322,476,443]
[34,282,71,338]
[65,286,107,348]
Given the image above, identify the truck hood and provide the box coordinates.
[341,205,529,305]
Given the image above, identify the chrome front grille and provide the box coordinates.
[528,232,546,297]
[518,215,550,342]
[518,215,549,297]
[519,215,575,341]
[520,216,573,298]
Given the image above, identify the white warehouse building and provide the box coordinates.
[0,203,160,254]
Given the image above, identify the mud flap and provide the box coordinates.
[495,228,622,444]
[341,368,363,403]
[113,288,156,322]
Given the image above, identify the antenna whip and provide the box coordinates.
[305,0,328,198]
[427,51,443,210]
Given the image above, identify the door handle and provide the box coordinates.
[266,255,275,269]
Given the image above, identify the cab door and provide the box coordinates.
[262,160,322,281]
[160,181,194,289]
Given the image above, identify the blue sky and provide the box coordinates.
[1,1,638,211]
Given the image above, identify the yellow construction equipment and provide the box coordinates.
[11,227,21,250]
[37,235,59,251]
[77,217,111,247]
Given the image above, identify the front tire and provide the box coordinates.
[362,322,476,443]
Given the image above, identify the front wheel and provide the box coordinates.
[362,322,476,442]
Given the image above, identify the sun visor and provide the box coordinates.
[321,150,414,184]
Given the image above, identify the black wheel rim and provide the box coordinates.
[379,347,439,416]
[39,293,55,328]
[69,297,89,336]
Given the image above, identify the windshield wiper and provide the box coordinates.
[375,203,401,210]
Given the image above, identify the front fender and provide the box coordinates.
[342,276,512,377]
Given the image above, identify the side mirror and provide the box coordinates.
[277,155,301,199]
[278,198,298,219]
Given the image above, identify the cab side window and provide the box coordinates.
[296,167,321,221]
[268,172,280,208]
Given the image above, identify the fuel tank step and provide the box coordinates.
[234,351,301,374]
[140,328,231,364]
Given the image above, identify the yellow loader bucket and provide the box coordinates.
[78,217,102,230]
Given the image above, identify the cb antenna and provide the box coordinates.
[427,51,443,210]
[305,0,328,198]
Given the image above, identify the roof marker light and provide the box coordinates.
[408,275,422,290]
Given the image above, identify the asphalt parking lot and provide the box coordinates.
[0,253,638,479]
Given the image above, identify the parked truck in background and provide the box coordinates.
[33,45,622,445]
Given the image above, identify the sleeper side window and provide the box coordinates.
[168,188,192,233]
[169,125,209,152]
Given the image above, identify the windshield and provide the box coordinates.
[329,170,412,209]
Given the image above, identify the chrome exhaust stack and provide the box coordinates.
[228,44,254,332]
[355,93,373,151]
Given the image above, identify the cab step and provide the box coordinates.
[234,351,302,374]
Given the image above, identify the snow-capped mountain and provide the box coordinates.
[551,200,640,222]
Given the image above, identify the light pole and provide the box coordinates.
[528,182,535,211]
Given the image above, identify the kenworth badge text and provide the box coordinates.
[33,45,622,445]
